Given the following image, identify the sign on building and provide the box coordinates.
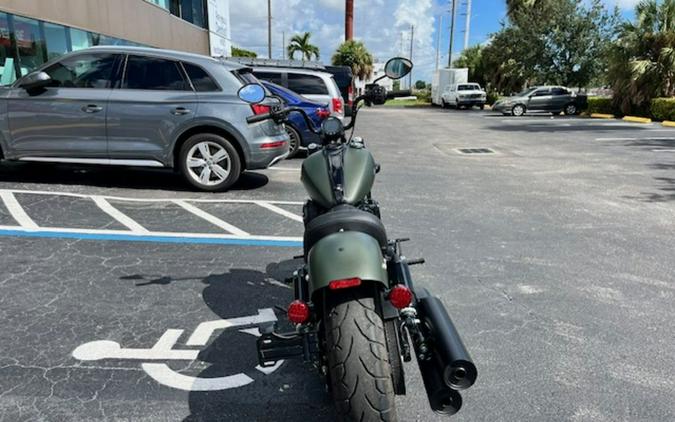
[207,0,232,57]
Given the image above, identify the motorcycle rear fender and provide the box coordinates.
[307,231,388,297]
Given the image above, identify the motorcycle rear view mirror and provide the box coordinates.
[384,57,413,80]
[238,83,266,104]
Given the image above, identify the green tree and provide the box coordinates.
[331,40,374,80]
[287,32,320,61]
[231,46,257,58]
[481,0,619,93]
[453,45,487,87]
[608,0,675,114]
[415,80,427,89]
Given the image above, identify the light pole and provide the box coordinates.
[448,0,456,67]
[267,0,272,58]
[346,0,354,40]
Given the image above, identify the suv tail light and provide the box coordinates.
[332,98,344,115]
[251,104,271,115]
[316,108,330,120]
[347,86,354,106]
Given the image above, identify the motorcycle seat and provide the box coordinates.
[304,205,388,256]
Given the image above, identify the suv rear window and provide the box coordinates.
[458,84,479,91]
[287,73,328,95]
[254,71,283,86]
[183,62,219,92]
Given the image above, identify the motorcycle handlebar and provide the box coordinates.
[246,113,274,124]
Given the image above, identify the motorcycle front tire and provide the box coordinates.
[325,289,398,422]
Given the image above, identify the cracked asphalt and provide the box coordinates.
[1,108,674,421]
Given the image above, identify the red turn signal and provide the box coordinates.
[389,285,413,309]
[328,277,362,290]
[287,300,310,324]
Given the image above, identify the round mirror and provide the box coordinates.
[237,83,266,104]
[384,57,413,80]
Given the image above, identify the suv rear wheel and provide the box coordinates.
[179,133,242,192]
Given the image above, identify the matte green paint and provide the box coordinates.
[307,231,388,295]
[301,145,376,209]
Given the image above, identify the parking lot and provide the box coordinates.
[1,107,674,421]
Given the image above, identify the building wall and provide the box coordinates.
[0,0,209,55]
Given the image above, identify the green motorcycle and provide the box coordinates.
[238,58,477,421]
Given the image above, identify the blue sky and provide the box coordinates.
[230,0,640,82]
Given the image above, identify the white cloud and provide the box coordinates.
[229,0,439,81]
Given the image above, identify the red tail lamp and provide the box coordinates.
[389,285,413,309]
[287,300,310,324]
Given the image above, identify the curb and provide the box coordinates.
[622,116,652,124]
[590,113,614,119]
[662,120,675,127]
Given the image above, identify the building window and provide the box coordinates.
[124,55,190,91]
[44,22,69,60]
[12,16,46,77]
[170,0,208,29]
[0,12,16,85]
[70,28,92,51]
[147,0,170,9]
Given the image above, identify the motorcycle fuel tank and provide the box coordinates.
[301,144,376,209]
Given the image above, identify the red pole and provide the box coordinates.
[346,0,354,40]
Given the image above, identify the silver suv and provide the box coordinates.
[0,46,289,191]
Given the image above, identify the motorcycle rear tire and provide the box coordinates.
[325,290,398,422]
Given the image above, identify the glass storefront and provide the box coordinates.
[0,12,148,85]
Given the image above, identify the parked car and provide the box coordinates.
[261,80,329,158]
[251,67,345,119]
[492,86,586,116]
[324,65,354,116]
[441,83,487,109]
[0,46,289,191]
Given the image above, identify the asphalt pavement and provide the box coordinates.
[1,108,674,421]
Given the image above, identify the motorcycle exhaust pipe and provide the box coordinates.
[417,290,478,390]
[418,355,463,415]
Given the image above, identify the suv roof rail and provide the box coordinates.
[222,57,327,70]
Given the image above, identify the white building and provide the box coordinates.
[355,61,393,95]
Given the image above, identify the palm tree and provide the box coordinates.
[608,0,675,114]
[287,32,320,61]
[331,40,374,81]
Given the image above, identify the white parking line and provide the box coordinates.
[595,137,637,141]
[0,191,38,229]
[254,200,303,222]
[92,196,149,233]
[653,149,675,152]
[173,200,250,236]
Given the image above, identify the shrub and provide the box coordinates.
[486,91,500,105]
[415,89,431,103]
[586,97,614,115]
[651,98,675,121]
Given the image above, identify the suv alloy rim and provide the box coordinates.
[566,105,576,115]
[186,141,231,186]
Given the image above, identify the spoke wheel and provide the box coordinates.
[565,104,577,116]
[285,125,301,158]
[512,104,525,117]
[179,134,241,192]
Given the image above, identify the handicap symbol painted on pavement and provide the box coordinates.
[72,308,282,391]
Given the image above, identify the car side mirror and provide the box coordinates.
[18,71,52,91]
